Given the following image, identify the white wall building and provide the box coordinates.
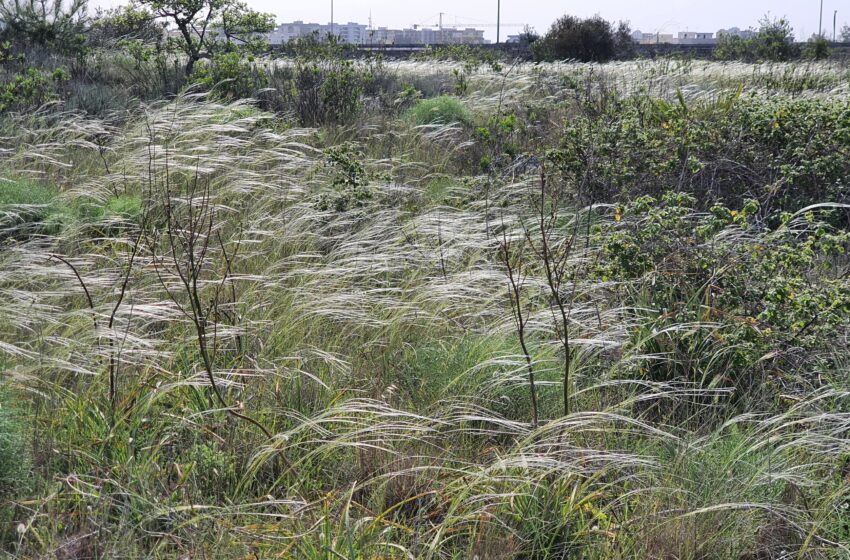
[677,31,716,45]
[268,21,368,45]
[631,31,676,44]
[268,21,486,45]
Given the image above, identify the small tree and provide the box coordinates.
[532,15,629,63]
[614,20,635,59]
[753,16,798,61]
[514,25,539,48]
[139,0,274,74]
[715,15,799,62]
[840,24,850,42]
[88,3,165,47]
[804,35,831,60]
[0,0,88,52]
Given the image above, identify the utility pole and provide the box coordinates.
[818,0,823,37]
[835,10,838,42]
[496,0,501,44]
[330,0,334,37]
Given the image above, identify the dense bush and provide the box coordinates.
[555,90,850,211]
[597,192,850,390]
[0,65,67,112]
[532,14,633,62]
[715,16,800,62]
[263,37,389,126]
[191,51,268,100]
[803,35,831,60]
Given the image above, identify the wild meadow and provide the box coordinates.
[2,31,850,560]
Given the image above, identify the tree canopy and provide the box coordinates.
[138,0,274,74]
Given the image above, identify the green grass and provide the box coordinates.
[0,178,71,238]
[407,95,473,126]
[0,387,30,534]
[0,179,58,207]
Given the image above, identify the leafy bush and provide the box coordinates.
[407,95,472,126]
[715,16,800,61]
[316,144,372,212]
[532,14,632,62]
[191,51,268,100]
[803,35,831,60]
[553,91,850,209]
[0,67,61,112]
[598,192,850,391]
[265,36,381,125]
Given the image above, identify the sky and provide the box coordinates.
[94,0,849,42]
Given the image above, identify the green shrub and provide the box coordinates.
[0,67,63,112]
[291,44,368,125]
[316,144,372,212]
[803,35,831,60]
[532,14,633,62]
[715,16,800,61]
[598,192,850,393]
[183,442,237,500]
[191,51,268,100]
[407,96,472,126]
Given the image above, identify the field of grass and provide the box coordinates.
[1,57,850,558]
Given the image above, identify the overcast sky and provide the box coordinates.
[95,0,848,42]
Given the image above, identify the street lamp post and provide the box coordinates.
[819,0,824,37]
[330,0,334,37]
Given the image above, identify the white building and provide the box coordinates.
[268,20,487,45]
[631,31,676,44]
[268,21,368,45]
[367,26,487,45]
[677,31,716,45]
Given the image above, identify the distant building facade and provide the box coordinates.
[677,31,716,45]
[268,21,368,45]
[631,30,716,45]
[632,31,675,44]
[268,21,486,45]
